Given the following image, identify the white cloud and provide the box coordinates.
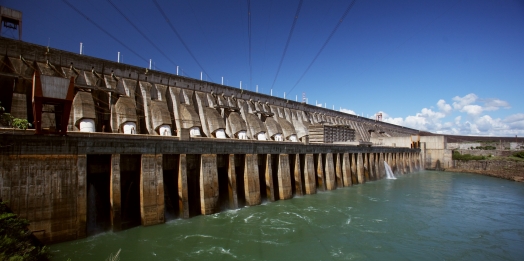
[378,94,523,136]
[340,108,356,115]
[452,93,477,110]
[461,104,483,115]
[437,99,452,114]
[483,98,511,111]
[454,116,461,125]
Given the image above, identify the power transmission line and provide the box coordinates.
[288,0,357,94]
[271,0,303,90]
[106,0,178,70]
[61,0,151,66]
[247,0,252,90]
[151,0,213,82]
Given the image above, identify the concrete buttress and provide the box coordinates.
[277,154,292,200]
[227,154,238,209]
[200,154,219,215]
[357,153,364,184]
[111,154,122,231]
[364,153,370,182]
[244,154,261,206]
[316,154,326,191]
[324,153,336,190]
[178,154,189,219]
[342,153,352,187]
[265,154,275,202]
[379,153,385,179]
[369,153,375,181]
[77,155,87,239]
[293,154,304,196]
[351,154,358,184]
[140,154,165,226]
[303,154,316,194]
[335,154,343,188]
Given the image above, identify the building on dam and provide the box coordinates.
[0,9,428,244]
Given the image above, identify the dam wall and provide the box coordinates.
[0,131,422,244]
[0,37,417,141]
[371,136,450,169]
[0,37,423,244]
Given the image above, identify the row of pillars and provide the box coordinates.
[79,151,421,235]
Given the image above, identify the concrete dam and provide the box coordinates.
[0,37,423,244]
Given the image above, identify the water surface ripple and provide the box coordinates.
[51,171,524,260]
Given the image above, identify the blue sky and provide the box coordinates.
[2,0,523,136]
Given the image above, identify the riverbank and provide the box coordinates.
[445,158,524,182]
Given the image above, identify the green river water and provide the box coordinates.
[51,171,524,260]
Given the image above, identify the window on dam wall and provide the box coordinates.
[86,154,111,236]
[120,154,141,230]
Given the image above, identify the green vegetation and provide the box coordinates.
[0,102,31,130]
[474,145,496,150]
[0,201,50,261]
[452,151,486,161]
[512,151,524,159]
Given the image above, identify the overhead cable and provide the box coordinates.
[61,0,151,67]
[271,0,303,90]
[288,0,357,94]
[247,0,252,90]
[151,0,213,82]
[106,0,178,70]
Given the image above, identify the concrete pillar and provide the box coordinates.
[407,152,411,172]
[400,152,408,174]
[324,153,336,190]
[363,153,370,182]
[316,154,326,191]
[227,154,238,209]
[265,154,275,202]
[77,154,87,239]
[379,153,385,179]
[396,153,402,175]
[335,154,343,188]
[110,154,122,230]
[244,154,261,206]
[386,152,393,171]
[369,153,375,181]
[342,153,352,187]
[392,153,398,175]
[293,154,304,196]
[351,153,357,184]
[421,142,426,170]
[303,154,316,194]
[277,154,292,200]
[200,154,219,215]
[374,153,380,180]
[178,154,189,219]
[357,153,364,184]
[140,154,165,225]
[409,152,415,172]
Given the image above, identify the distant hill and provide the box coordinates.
[419,131,524,143]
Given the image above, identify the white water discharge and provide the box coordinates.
[384,161,396,179]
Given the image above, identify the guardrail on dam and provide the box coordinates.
[0,37,423,244]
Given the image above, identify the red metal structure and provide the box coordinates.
[32,70,75,135]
